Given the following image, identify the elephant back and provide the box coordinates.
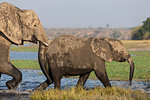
[0,2,22,44]
[47,35,87,56]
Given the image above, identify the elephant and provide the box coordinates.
[36,34,135,90]
[0,2,49,90]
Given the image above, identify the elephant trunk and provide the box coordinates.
[38,42,52,83]
[35,23,49,47]
[127,56,135,85]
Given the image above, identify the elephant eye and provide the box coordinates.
[34,25,37,27]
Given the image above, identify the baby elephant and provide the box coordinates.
[36,35,134,90]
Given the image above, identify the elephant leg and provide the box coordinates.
[94,62,111,87]
[35,79,53,90]
[53,75,62,89]
[54,78,61,89]
[0,40,22,89]
[76,72,90,87]
[2,63,22,90]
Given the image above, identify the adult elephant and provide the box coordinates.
[0,2,49,90]
[36,35,135,90]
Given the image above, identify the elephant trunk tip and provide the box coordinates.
[129,80,132,85]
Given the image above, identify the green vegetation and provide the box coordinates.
[131,26,143,40]
[88,51,150,81]
[11,45,38,52]
[132,18,150,40]
[109,53,150,81]
[30,87,149,100]
[12,60,40,69]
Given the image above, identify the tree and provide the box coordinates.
[143,32,150,40]
[131,26,143,40]
[142,18,150,33]
[131,18,150,40]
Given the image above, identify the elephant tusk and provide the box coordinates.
[43,42,48,46]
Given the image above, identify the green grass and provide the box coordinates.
[12,60,40,69]
[10,45,38,52]
[131,55,150,80]
[30,87,149,100]
[129,51,150,56]
[89,51,150,81]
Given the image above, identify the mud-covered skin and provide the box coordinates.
[0,33,22,89]
[36,35,135,90]
[0,2,48,90]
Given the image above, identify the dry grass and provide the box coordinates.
[122,40,150,43]
[30,87,149,100]
[122,40,150,50]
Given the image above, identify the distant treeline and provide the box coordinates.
[44,18,150,40]
[132,18,150,40]
[45,27,132,40]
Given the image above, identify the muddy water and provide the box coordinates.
[0,69,150,100]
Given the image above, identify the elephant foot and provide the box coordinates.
[6,80,20,90]
[35,80,53,90]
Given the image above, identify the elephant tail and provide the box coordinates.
[127,56,135,85]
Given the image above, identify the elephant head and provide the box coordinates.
[0,2,49,85]
[91,37,135,85]
[0,2,48,46]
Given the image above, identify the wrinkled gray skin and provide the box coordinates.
[0,2,48,90]
[37,35,134,90]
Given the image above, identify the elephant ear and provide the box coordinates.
[0,2,22,44]
[91,37,113,63]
